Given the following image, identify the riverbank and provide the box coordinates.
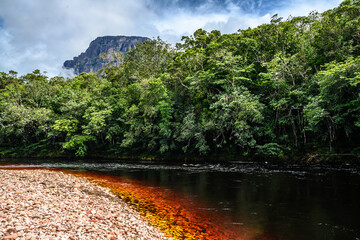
[0,169,169,240]
[1,147,359,164]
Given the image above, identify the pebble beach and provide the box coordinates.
[0,169,170,240]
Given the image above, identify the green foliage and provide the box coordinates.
[62,135,96,157]
[52,119,78,137]
[1,0,359,160]
[256,143,286,157]
[304,98,327,129]
[209,87,264,150]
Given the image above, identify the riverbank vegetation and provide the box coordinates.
[1,0,359,161]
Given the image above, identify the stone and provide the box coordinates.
[63,36,150,75]
[5,228,16,233]
[3,234,18,239]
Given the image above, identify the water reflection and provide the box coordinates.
[1,159,359,240]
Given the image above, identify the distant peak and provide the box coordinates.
[63,35,150,75]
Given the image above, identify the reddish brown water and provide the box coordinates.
[0,165,270,240]
[2,161,359,240]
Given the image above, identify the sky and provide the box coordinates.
[0,0,342,77]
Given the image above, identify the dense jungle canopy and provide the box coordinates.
[1,0,359,161]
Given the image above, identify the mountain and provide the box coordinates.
[63,36,150,75]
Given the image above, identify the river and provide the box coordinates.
[1,159,359,240]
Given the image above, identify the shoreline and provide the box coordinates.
[2,155,360,166]
[0,169,170,240]
[0,167,252,240]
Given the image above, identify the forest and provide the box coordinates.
[0,0,359,161]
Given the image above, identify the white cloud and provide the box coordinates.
[0,0,343,76]
[276,0,343,19]
[0,0,155,76]
[154,11,228,36]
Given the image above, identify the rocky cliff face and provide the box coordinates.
[63,36,150,75]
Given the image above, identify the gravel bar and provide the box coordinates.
[0,169,170,240]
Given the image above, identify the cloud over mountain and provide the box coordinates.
[0,0,342,76]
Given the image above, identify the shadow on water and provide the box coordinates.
[1,159,360,240]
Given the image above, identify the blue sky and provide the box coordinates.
[0,0,342,76]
